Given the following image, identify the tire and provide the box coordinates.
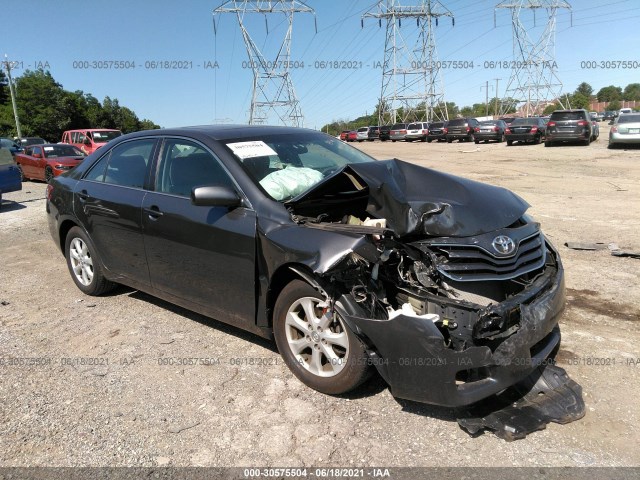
[468,134,475,143]
[392,140,396,143]
[474,139,480,144]
[534,135,541,145]
[44,167,54,183]
[17,165,24,182]
[420,137,426,142]
[499,134,505,143]
[447,139,452,143]
[273,280,370,395]
[65,226,116,296]
[583,138,591,146]
[427,139,432,143]
[507,140,513,146]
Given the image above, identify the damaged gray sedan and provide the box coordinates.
[46,126,583,436]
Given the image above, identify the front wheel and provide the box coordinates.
[17,165,25,182]
[65,226,116,296]
[44,167,54,183]
[273,280,370,395]
[507,140,513,146]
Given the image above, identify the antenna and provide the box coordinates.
[213,1,315,126]
[363,0,454,125]
[495,0,572,117]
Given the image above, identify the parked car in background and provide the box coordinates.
[0,147,22,206]
[545,109,592,146]
[609,113,640,148]
[15,144,86,183]
[61,129,122,155]
[596,112,605,122]
[0,138,24,156]
[474,120,507,143]
[17,137,47,147]
[619,108,633,115]
[505,117,547,145]
[499,117,517,125]
[356,127,370,142]
[339,131,350,141]
[426,121,447,143]
[347,131,357,142]
[446,117,480,143]
[379,125,391,141]
[405,122,429,142]
[390,123,408,142]
[367,126,380,141]
[46,124,573,411]
[603,111,616,122]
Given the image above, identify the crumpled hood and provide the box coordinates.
[290,159,529,237]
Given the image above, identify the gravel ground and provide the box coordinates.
[0,126,639,467]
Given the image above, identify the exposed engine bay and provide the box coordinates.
[275,159,585,438]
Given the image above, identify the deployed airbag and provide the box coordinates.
[260,167,324,201]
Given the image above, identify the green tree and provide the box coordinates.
[543,103,560,115]
[623,83,640,101]
[575,82,593,98]
[569,92,590,110]
[597,85,622,102]
[0,70,8,106]
[139,119,160,131]
[14,69,67,139]
[608,100,622,111]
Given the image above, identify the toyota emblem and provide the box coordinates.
[492,235,516,255]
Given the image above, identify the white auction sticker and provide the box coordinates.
[44,147,54,151]
[226,141,277,159]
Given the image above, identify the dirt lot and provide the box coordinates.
[1,126,639,468]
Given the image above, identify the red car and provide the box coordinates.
[347,131,357,142]
[339,130,350,141]
[15,144,86,183]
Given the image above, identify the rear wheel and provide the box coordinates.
[499,134,505,143]
[17,165,24,182]
[474,139,480,144]
[427,139,432,143]
[507,140,513,146]
[447,139,453,143]
[545,141,552,147]
[44,167,54,183]
[534,135,541,145]
[65,226,116,296]
[273,280,370,395]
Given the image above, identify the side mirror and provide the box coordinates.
[191,185,241,208]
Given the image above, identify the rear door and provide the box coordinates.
[74,138,158,287]
[142,137,257,328]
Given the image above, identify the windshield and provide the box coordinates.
[224,131,375,202]
[511,118,538,126]
[43,145,85,158]
[618,114,640,124]
[89,130,122,143]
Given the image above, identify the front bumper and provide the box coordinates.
[336,263,566,407]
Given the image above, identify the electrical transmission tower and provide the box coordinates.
[213,1,315,126]
[363,0,453,126]
[495,0,571,117]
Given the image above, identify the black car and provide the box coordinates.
[474,120,507,144]
[0,138,24,157]
[378,125,391,141]
[426,121,447,142]
[445,117,480,143]
[505,117,547,145]
[46,125,575,410]
[545,109,593,146]
[367,126,380,141]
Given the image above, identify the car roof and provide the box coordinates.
[123,125,324,142]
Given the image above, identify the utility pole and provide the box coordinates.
[363,0,454,125]
[213,1,316,127]
[495,1,572,116]
[2,55,22,139]
[481,81,490,116]
[494,78,500,116]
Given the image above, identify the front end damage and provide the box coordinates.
[271,159,585,438]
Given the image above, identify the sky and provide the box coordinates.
[2,0,640,130]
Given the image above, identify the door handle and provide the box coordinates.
[144,206,164,219]
[77,190,89,201]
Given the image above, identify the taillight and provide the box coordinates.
[577,120,588,126]
[401,130,407,134]
[466,127,471,132]
[547,121,556,127]
[46,184,53,201]
[494,126,499,132]
[443,128,448,134]
[505,128,511,134]
[531,126,538,133]
[611,126,618,133]
[474,127,480,132]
